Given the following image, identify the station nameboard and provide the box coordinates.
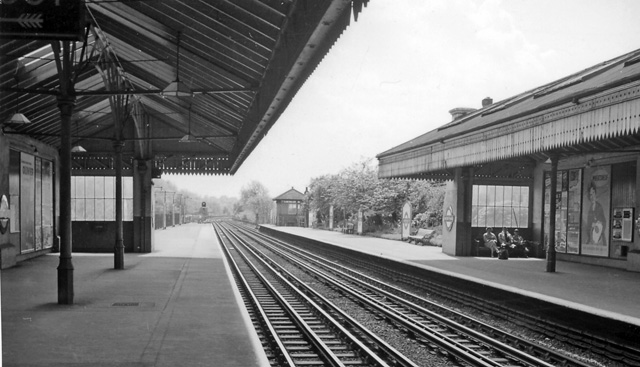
[0,0,83,41]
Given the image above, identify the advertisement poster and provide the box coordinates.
[581,166,610,257]
[612,208,634,242]
[20,153,35,253]
[566,169,582,254]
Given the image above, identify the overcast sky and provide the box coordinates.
[165,0,640,199]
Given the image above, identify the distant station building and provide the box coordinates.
[377,49,640,271]
[273,188,306,227]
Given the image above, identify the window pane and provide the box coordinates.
[520,186,529,206]
[124,177,134,198]
[476,207,486,228]
[495,207,504,227]
[512,186,520,206]
[504,207,513,228]
[76,199,85,220]
[472,185,479,205]
[477,185,487,206]
[495,186,504,207]
[94,176,105,198]
[95,199,105,220]
[105,177,115,199]
[487,185,496,204]
[76,177,85,198]
[71,176,76,198]
[71,198,77,220]
[124,198,133,221]
[105,199,115,220]
[519,208,528,229]
[504,186,513,206]
[85,176,95,198]
[85,199,95,221]
[471,206,479,226]
[486,207,496,228]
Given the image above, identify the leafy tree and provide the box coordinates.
[305,158,446,232]
[239,180,272,224]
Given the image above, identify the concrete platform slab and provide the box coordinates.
[1,223,269,367]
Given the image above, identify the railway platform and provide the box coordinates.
[262,225,640,327]
[1,223,270,367]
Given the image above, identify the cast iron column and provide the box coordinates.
[57,95,75,304]
[546,155,559,272]
[114,140,125,269]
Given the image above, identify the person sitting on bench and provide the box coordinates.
[497,227,512,260]
[511,229,529,258]
[483,227,498,257]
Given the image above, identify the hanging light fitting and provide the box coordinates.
[163,32,191,98]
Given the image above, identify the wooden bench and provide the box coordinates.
[408,228,435,246]
[342,223,354,234]
[472,239,492,257]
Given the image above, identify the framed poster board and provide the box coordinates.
[612,207,634,242]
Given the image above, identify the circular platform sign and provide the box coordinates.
[444,206,455,232]
[401,201,411,239]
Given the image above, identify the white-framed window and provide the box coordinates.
[71,176,133,221]
[472,185,529,228]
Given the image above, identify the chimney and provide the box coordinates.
[448,107,476,121]
[482,97,493,107]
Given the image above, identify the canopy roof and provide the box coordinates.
[377,49,640,181]
[1,0,370,175]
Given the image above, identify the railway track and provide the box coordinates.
[257,225,640,367]
[215,222,416,367]
[217,221,621,366]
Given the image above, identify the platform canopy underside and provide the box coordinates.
[1,0,370,176]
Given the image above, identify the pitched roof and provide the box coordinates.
[273,187,306,201]
[377,48,640,179]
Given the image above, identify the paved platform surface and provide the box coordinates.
[1,223,270,367]
[264,225,640,326]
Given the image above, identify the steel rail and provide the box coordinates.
[214,222,393,367]
[235,222,618,367]
[234,225,544,367]
[220,223,422,367]
[213,225,296,367]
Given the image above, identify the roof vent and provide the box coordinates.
[448,107,475,121]
[482,97,493,107]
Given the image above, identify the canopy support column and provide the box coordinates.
[546,154,559,273]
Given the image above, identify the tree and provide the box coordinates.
[305,157,446,232]
[240,181,272,224]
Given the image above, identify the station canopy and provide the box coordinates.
[1,0,369,176]
[377,48,640,182]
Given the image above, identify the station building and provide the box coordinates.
[273,187,307,227]
[377,49,640,271]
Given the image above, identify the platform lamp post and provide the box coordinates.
[175,194,183,225]
[182,196,189,224]
[153,186,162,229]
[169,192,176,227]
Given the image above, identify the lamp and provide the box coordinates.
[71,119,86,153]
[179,105,197,143]
[163,32,191,98]
[5,74,31,125]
